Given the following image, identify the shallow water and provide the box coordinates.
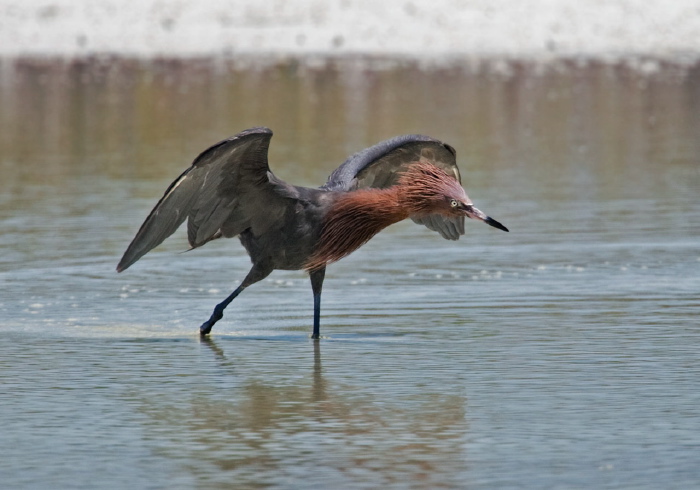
[1,58,699,488]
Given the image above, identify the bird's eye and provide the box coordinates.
[450,199,459,208]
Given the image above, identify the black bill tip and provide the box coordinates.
[485,216,509,232]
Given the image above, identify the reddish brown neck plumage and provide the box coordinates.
[304,187,407,271]
[305,163,463,272]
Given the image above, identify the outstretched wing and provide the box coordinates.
[322,134,465,240]
[117,127,282,272]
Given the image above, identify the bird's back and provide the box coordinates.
[237,181,336,271]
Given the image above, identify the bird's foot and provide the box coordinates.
[199,321,214,336]
[199,310,223,336]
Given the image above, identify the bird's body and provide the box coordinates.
[237,184,329,272]
[117,127,508,337]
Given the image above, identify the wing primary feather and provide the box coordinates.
[117,127,274,272]
[117,169,196,272]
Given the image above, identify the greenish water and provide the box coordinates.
[1,58,699,488]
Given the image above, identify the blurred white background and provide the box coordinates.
[1,0,699,60]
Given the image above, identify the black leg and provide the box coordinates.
[199,285,244,335]
[309,267,326,340]
[199,264,272,336]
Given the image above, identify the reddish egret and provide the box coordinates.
[117,127,508,337]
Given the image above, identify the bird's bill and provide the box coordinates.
[461,204,509,232]
[484,216,509,232]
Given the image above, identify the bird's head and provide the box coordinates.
[398,163,509,232]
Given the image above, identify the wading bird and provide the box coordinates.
[117,127,508,338]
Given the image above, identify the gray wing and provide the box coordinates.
[322,134,465,240]
[117,127,284,272]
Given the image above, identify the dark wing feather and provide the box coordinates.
[117,127,279,272]
[322,134,465,240]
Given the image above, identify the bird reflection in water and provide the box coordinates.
[178,337,468,485]
[200,336,326,404]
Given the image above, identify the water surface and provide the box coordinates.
[1,58,699,488]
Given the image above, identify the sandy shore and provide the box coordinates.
[2,0,699,62]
